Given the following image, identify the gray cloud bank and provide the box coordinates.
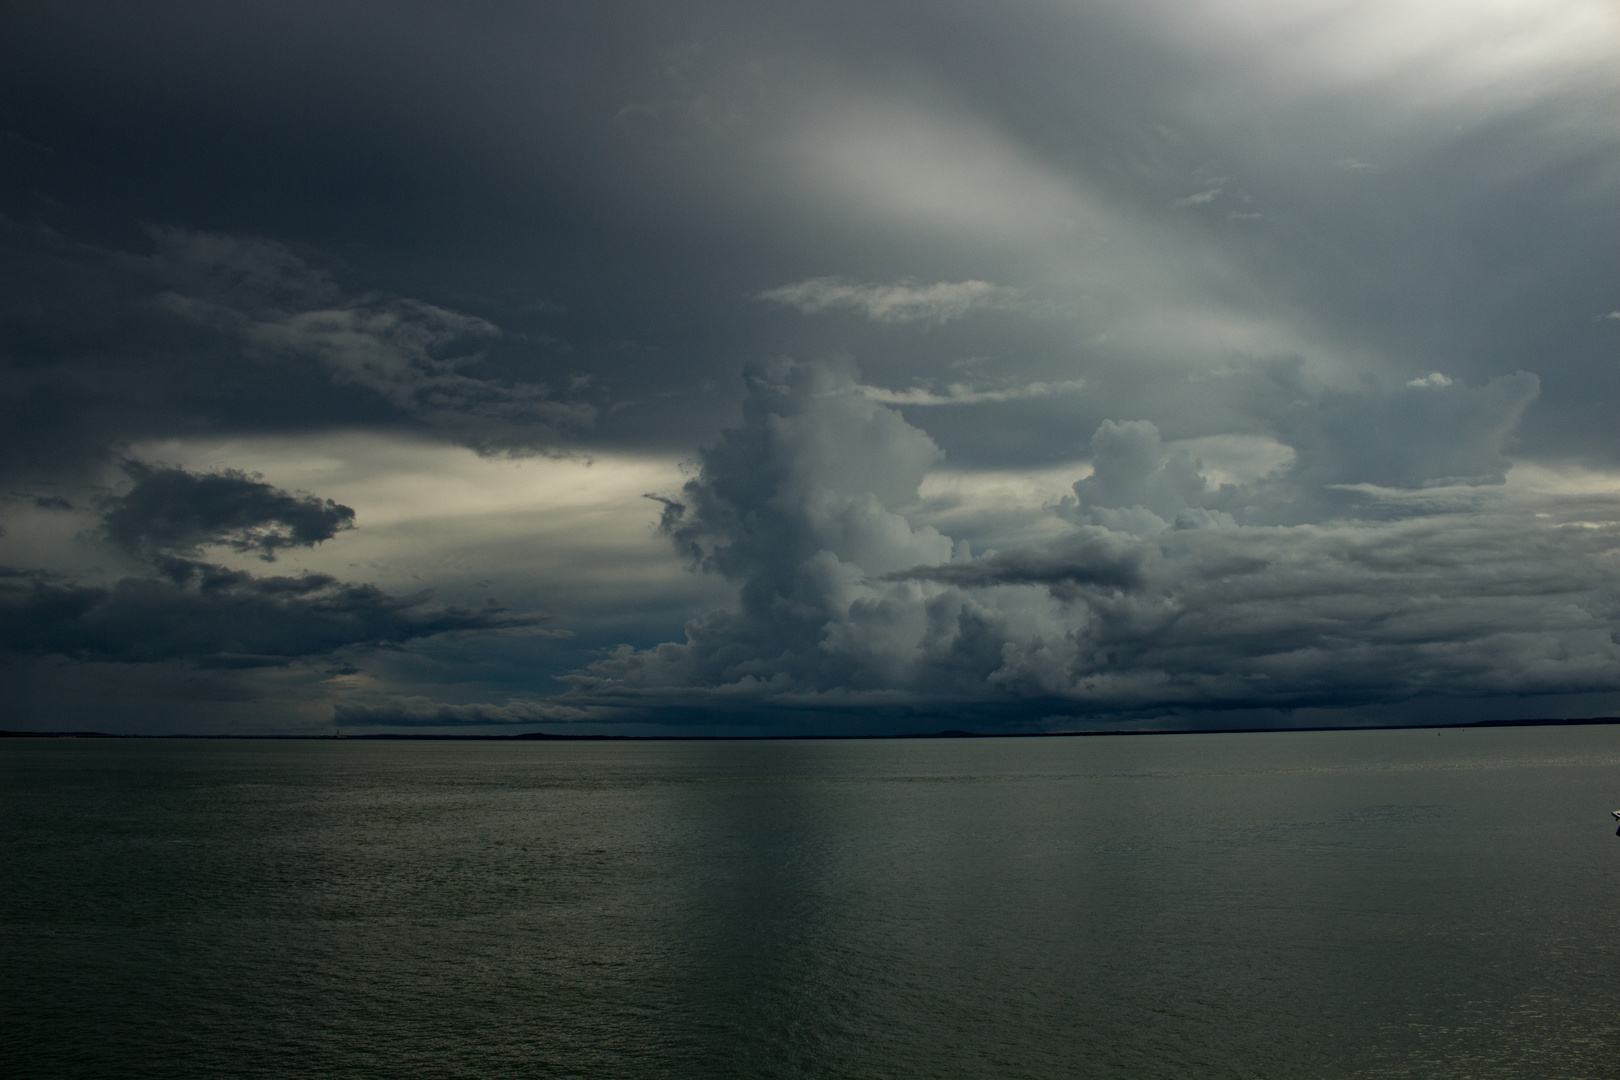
[538,361,1619,727]
[1,465,536,671]
[0,564,523,668]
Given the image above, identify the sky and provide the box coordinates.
[2,0,1618,736]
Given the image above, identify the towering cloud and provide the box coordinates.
[559,361,1620,726]
[577,359,961,702]
[1062,420,1230,534]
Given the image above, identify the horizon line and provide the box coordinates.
[5,716,1619,741]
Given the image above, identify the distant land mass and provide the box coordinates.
[5,718,1620,740]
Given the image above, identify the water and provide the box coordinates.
[4,728,1619,1079]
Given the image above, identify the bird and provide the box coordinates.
[1613,810,1620,836]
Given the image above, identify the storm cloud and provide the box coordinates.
[0,563,531,668]
[103,462,355,560]
[1,465,538,680]
[555,360,1620,725]
[0,223,593,483]
[2,0,1617,732]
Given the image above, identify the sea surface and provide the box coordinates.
[4,728,1619,1079]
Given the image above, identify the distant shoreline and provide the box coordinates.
[4,716,1620,741]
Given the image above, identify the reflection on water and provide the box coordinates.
[4,729,1619,1078]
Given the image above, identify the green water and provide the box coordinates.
[4,728,1619,1078]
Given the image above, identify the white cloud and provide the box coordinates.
[1165,434,1297,488]
[758,277,1020,324]
[1173,187,1224,208]
[1407,372,1453,387]
[857,379,1084,406]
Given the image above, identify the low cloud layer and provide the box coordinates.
[0,563,527,668]
[0,465,536,674]
[332,696,600,727]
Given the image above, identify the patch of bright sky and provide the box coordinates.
[1164,0,1619,110]
[1168,433,1298,488]
[115,433,719,616]
[914,462,1088,550]
[786,96,1102,244]
[1505,462,1620,497]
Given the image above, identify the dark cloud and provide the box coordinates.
[0,562,535,667]
[1264,370,1542,493]
[103,462,355,560]
[888,531,1146,593]
[0,465,541,674]
[0,222,594,484]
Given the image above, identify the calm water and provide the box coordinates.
[4,729,1619,1079]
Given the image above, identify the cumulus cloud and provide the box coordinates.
[571,358,959,701]
[1058,419,1234,535]
[553,360,1620,726]
[904,502,1620,713]
[757,277,1019,323]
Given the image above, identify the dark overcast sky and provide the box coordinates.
[3,0,1618,735]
